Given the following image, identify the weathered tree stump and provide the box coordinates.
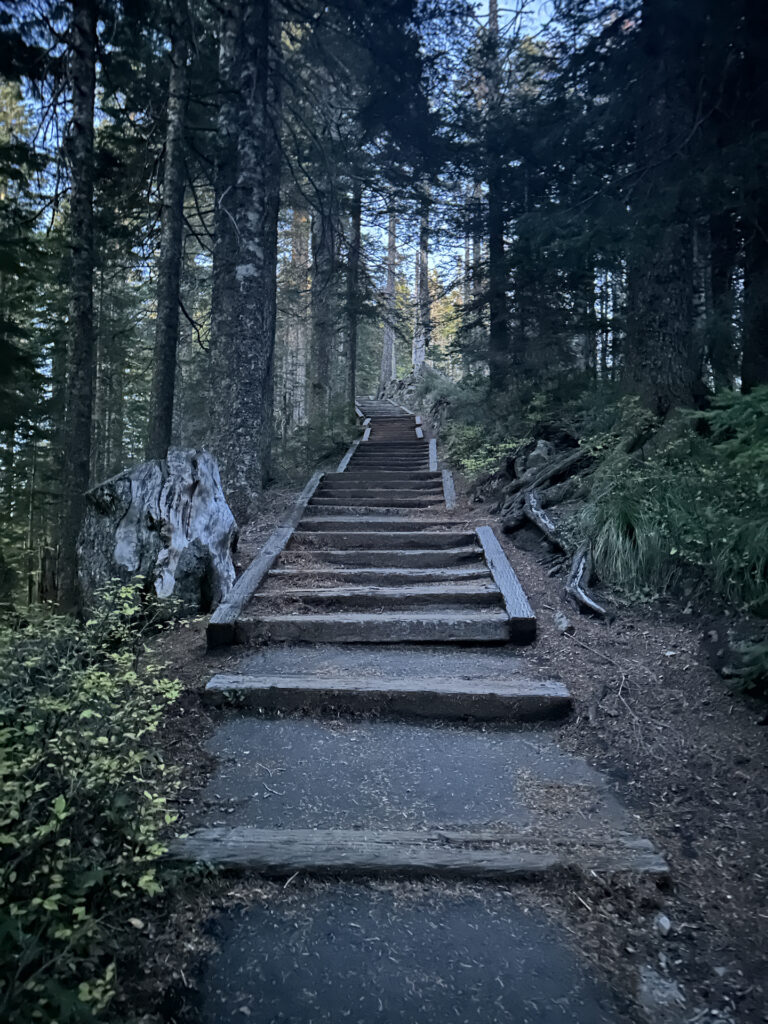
[78,448,237,614]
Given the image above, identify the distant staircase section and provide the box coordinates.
[208,398,536,647]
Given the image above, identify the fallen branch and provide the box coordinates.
[565,544,606,617]
[523,488,566,551]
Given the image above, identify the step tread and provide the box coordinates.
[252,583,501,600]
[269,567,493,580]
[248,610,509,622]
[168,825,669,879]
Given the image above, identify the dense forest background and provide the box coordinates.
[1,0,767,614]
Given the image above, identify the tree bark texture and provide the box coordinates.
[281,204,310,435]
[211,0,282,522]
[345,179,362,414]
[485,0,510,389]
[741,0,768,392]
[308,190,337,439]
[146,2,189,460]
[412,197,430,371]
[379,211,397,392]
[60,0,96,610]
[622,0,702,414]
[209,2,240,439]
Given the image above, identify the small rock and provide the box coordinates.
[655,913,672,937]
[554,611,574,634]
[637,966,685,1019]
[707,630,719,643]
[714,966,728,978]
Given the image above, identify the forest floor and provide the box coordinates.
[123,474,767,1024]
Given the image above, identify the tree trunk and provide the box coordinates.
[486,0,510,389]
[59,0,96,610]
[284,203,310,431]
[212,0,282,521]
[345,179,362,415]
[412,195,430,372]
[146,1,189,460]
[708,210,738,389]
[308,190,337,439]
[379,210,397,392]
[622,0,701,414]
[741,0,768,391]
[209,2,240,440]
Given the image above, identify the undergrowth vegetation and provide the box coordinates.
[416,373,768,694]
[0,582,181,1022]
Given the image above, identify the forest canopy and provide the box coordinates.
[0,0,766,611]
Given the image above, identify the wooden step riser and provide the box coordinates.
[320,481,443,492]
[204,674,572,722]
[328,472,441,482]
[304,505,439,515]
[315,491,442,499]
[291,532,476,550]
[268,567,494,585]
[168,827,669,880]
[297,518,467,532]
[251,589,502,610]
[238,616,511,644]
[310,498,444,508]
[280,548,483,568]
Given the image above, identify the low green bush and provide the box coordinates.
[0,582,181,1022]
[442,423,531,479]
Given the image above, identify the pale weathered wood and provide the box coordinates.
[336,439,360,472]
[238,609,510,643]
[207,470,324,647]
[476,525,536,641]
[415,425,425,439]
[523,488,565,550]
[204,672,571,720]
[429,438,438,471]
[566,543,607,617]
[168,826,669,879]
[442,469,456,510]
[362,426,371,442]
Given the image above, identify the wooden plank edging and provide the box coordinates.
[476,525,536,641]
[442,469,456,510]
[429,438,438,471]
[207,470,325,648]
[362,426,371,442]
[336,439,360,472]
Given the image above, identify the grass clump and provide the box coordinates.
[577,388,768,616]
[0,581,181,1022]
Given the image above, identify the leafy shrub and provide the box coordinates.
[443,423,531,479]
[0,582,180,1022]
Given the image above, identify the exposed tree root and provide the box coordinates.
[565,544,607,617]
[523,489,566,551]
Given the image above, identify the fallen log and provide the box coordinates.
[565,544,606,617]
[505,448,591,499]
